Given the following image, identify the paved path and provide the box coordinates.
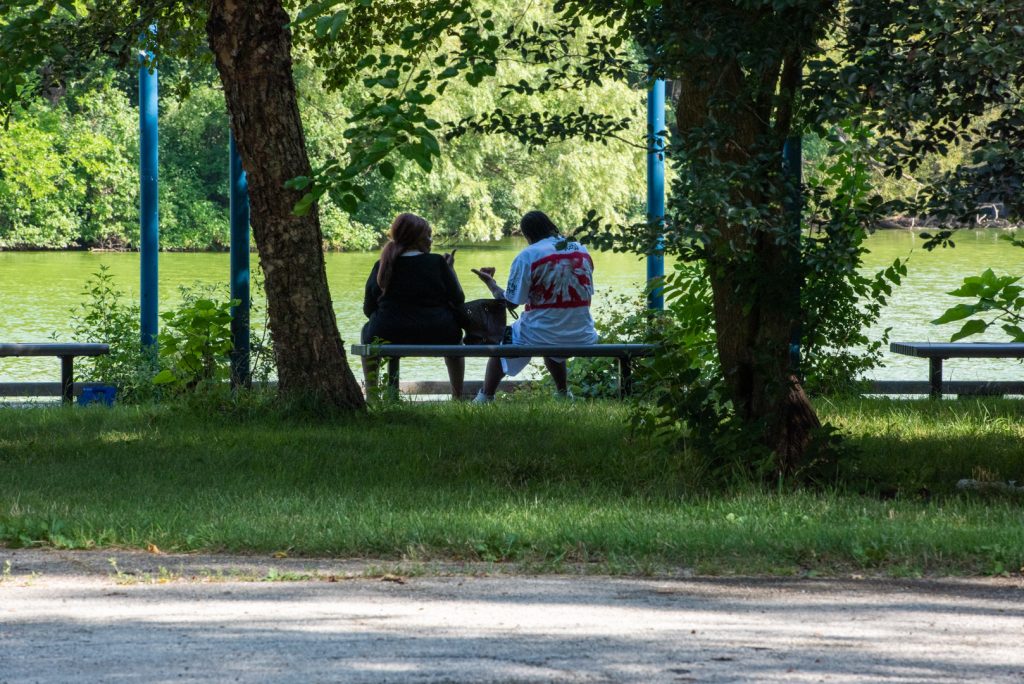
[1,549,1022,683]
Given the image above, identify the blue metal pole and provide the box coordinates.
[646,79,666,310]
[783,133,803,372]
[138,36,159,348]
[229,130,251,387]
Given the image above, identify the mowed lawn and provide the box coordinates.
[1,396,1022,575]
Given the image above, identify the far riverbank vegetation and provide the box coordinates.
[1,7,1016,253]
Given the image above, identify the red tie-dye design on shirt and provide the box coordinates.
[525,252,595,310]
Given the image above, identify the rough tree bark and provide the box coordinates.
[206,0,365,409]
[673,39,819,474]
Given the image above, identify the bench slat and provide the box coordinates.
[889,341,1024,399]
[0,342,110,403]
[350,343,654,358]
[351,343,654,399]
[890,342,1024,359]
[0,343,110,357]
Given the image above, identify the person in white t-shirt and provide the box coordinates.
[471,211,597,402]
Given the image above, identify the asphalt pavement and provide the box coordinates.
[2,549,1022,683]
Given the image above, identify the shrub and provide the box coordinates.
[63,267,160,402]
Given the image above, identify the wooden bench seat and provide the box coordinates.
[0,343,110,403]
[889,342,1024,398]
[349,343,655,398]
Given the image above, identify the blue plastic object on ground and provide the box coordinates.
[78,386,117,407]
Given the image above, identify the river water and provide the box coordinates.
[0,230,1020,384]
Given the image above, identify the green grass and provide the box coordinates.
[822,396,1024,493]
[0,396,1022,576]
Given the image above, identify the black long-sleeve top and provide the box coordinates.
[361,253,465,344]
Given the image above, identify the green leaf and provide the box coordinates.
[420,132,440,156]
[292,192,315,216]
[950,319,988,342]
[406,146,432,172]
[329,10,349,38]
[152,369,177,385]
[377,160,396,180]
[948,278,984,297]
[339,193,359,213]
[314,15,329,37]
[284,176,311,190]
[292,0,344,26]
[1001,324,1024,342]
[931,303,979,325]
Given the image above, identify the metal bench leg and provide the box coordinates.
[60,355,74,404]
[929,357,943,399]
[618,357,632,399]
[387,358,400,397]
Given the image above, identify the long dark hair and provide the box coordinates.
[377,213,432,291]
[520,210,559,243]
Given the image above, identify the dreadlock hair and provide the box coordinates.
[377,213,432,292]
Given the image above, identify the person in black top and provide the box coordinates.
[362,213,465,399]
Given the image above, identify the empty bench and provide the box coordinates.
[0,343,110,403]
[350,343,656,398]
[889,342,1024,398]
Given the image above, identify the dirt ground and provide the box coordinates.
[2,548,1022,683]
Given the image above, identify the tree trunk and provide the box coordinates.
[676,55,819,475]
[206,0,364,409]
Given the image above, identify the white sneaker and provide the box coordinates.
[473,390,494,404]
[554,390,575,401]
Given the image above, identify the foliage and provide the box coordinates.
[931,247,1024,343]
[0,85,137,248]
[246,267,277,386]
[289,0,644,239]
[0,80,229,250]
[799,123,907,395]
[294,9,646,245]
[0,101,81,247]
[62,266,160,401]
[564,294,651,399]
[1,5,644,250]
[474,0,1024,469]
[157,85,231,250]
[807,1,1024,229]
[153,286,237,392]
[63,268,273,400]
[631,263,764,485]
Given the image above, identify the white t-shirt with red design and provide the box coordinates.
[505,236,598,347]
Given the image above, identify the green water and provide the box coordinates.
[860,229,1023,381]
[0,238,649,383]
[1,230,1020,383]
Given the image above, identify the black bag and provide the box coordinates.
[458,298,516,345]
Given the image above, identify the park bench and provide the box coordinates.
[349,343,656,399]
[889,341,1024,398]
[0,343,110,403]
